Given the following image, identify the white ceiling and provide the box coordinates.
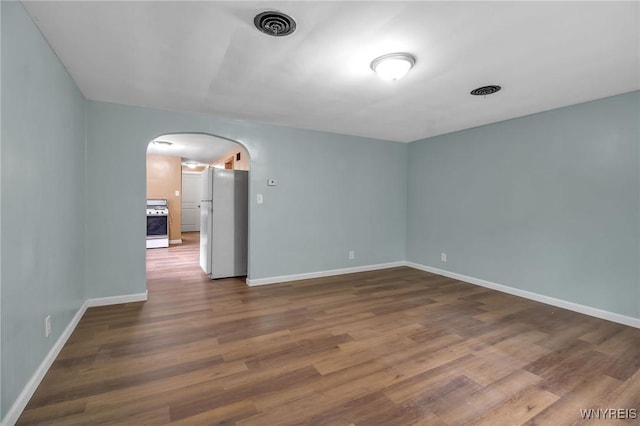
[23,1,640,143]
[146,133,240,165]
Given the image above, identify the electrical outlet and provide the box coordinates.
[45,315,51,337]
[348,250,355,260]
[257,194,263,204]
[441,252,447,262]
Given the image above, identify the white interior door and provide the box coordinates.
[181,172,202,232]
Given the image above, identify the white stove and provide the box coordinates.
[146,199,169,248]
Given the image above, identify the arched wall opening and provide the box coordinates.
[144,132,251,288]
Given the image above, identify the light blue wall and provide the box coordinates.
[85,101,407,298]
[407,92,640,318]
[1,1,87,418]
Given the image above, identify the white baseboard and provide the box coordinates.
[2,290,149,426]
[169,239,182,245]
[406,261,640,329]
[87,291,148,307]
[2,300,88,426]
[246,261,406,286]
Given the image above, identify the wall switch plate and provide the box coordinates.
[441,252,447,262]
[175,190,180,196]
[349,250,355,260]
[45,315,51,337]
[267,179,277,186]
[257,194,263,204]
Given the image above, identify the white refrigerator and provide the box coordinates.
[199,168,248,279]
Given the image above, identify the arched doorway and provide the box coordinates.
[144,133,250,288]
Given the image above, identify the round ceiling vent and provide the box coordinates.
[470,85,502,96]
[254,11,296,37]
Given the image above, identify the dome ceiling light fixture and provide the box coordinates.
[254,11,297,37]
[370,52,416,81]
[470,85,502,96]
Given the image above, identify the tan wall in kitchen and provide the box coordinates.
[211,145,250,170]
[146,155,182,243]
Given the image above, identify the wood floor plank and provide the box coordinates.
[437,369,545,424]
[168,400,258,425]
[524,374,622,426]
[16,232,640,425]
[469,385,559,426]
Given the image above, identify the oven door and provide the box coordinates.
[146,215,168,239]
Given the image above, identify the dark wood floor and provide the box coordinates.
[18,232,640,425]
